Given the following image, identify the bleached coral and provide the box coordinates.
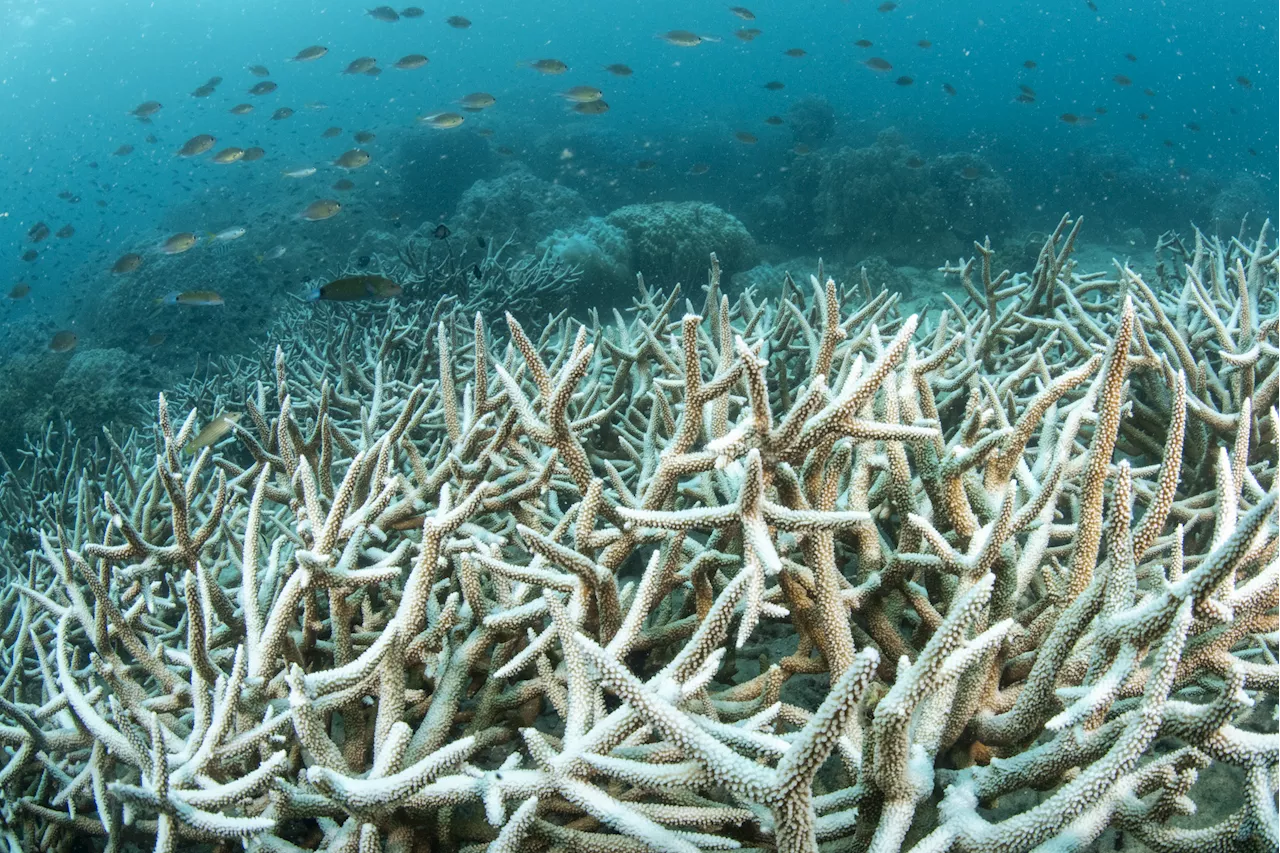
[0,217,1273,853]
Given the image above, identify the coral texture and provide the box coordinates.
[0,217,1274,853]
[604,201,760,287]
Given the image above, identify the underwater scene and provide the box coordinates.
[0,0,1276,850]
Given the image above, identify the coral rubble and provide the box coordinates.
[0,216,1275,853]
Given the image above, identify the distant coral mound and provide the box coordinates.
[603,201,760,288]
[452,163,592,250]
[779,129,1012,261]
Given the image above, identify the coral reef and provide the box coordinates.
[786,97,837,148]
[0,217,1274,853]
[781,130,1012,261]
[603,200,760,288]
[538,217,634,298]
[450,163,593,252]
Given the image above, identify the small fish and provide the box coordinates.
[183,413,243,454]
[1137,113,1148,121]
[212,147,245,164]
[1236,75,1251,88]
[905,155,925,168]
[1185,122,1200,131]
[132,101,162,117]
[146,333,167,347]
[301,199,342,221]
[334,149,372,169]
[354,130,377,143]
[1019,84,1036,96]
[895,76,914,86]
[1060,113,1079,124]
[401,6,424,17]
[1095,106,1107,114]
[56,224,75,238]
[344,57,378,75]
[207,226,246,242]
[1143,88,1155,97]
[735,28,763,41]
[561,86,604,103]
[179,134,216,156]
[763,80,785,90]
[206,76,223,86]
[271,107,295,120]
[322,126,343,138]
[764,115,784,125]
[395,54,429,69]
[113,144,135,156]
[1113,74,1131,86]
[248,64,270,77]
[960,166,981,180]
[112,252,143,274]
[333,178,356,191]
[659,30,704,47]
[918,40,932,48]
[242,147,266,161]
[161,233,199,254]
[1086,0,1097,10]
[49,331,78,353]
[734,131,757,144]
[573,100,609,114]
[864,57,892,71]
[28,223,50,243]
[258,245,288,262]
[942,82,957,96]
[250,81,278,95]
[446,16,471,28]
[476,127,495,136]
[308,275,402,301]
[192,84,217,98]
[20,250,37,262]
[635,159,657,170]
[1024,60,1037,69]
[293,45,329,62]
[689,162,710,175]
[283,166,318,178]
[230,103,255,115]
[878,1,897,10]
[419,112,465,128]
[1124,52,1137,61]
[9,283,30,299]
[433,223,451,239]
[458,92,497,110]
[784,48,807,57]
[1016,93,1035,103]
[527,59,569,74]
[160,290,224,306]
[368,6,399,21]
[854,39,873,48]
[729,6,755,20]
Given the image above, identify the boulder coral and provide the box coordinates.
[603,200,760,288]
[451,162,593,251]
[782,130,1012,260]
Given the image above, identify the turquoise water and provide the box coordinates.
[0,0,1274,446]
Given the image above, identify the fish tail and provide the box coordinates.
[306,288,321,302]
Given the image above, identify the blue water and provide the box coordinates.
[0,0,1274,425]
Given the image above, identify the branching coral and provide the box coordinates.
[0,218,1274,853]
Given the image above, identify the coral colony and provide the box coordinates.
[0,216,1275,852]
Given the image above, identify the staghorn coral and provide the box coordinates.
[0,218,1274,853]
